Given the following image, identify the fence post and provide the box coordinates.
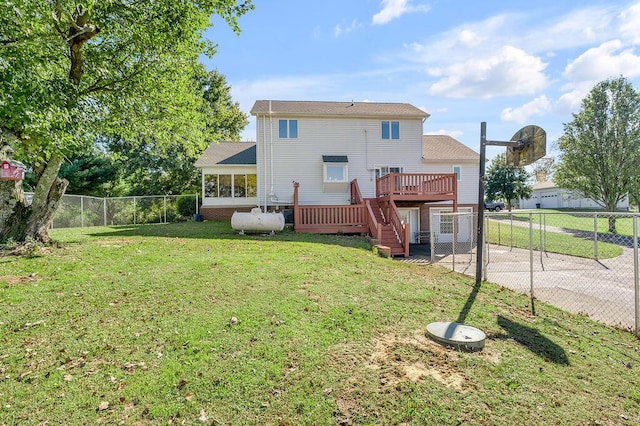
[634,215,639,337]
[430,225,435,263]
[509,213,513,250]
[594,213,599,261]
[529,212,535,314]
[164,196,167,223]
[452,213,456,272]
[103,198,107,226]
[483,215,488,281]
[81,196,84,228]
[539,212,543,264]
[133,196,137,225]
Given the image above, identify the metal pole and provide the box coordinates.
[452,213,456,272]
[594,213,599,261]
[543,212,547,253]
[510,213,513,250]
[485,215,490,264]
[475,122,487,286]
[103,198,107,226]
[483,215,488,281]
[430,226,435,263]
[163,196,167,223]
[133,196,137,225]
[634,215,639,337]
[80,196,84,228]
[530,212,535,315]
[539,212,543,264]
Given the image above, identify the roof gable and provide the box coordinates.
[195,142,256,167]
[250,100,429,119]
[422,135,479,162]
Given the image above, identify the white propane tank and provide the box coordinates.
[231,208,285,234]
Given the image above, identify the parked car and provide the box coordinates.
[484,201,505,211]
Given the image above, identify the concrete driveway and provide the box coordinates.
[435,244,638,331]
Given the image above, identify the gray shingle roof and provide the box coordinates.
[422,135,479,162]
[194,142,256,167]
[250,100,429,118]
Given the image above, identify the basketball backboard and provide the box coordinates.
[506,125,546,167]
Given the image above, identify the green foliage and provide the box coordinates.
[176,195,197,217]
[56,151,120,197]
[485,154,532,210]
[555,77,640,215]
[0,0,253,241]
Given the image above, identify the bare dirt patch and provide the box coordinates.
[0,274,40,286]
[368,329,468,391]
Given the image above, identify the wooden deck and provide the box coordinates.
[376,173,457,206]
[291,174,458,257]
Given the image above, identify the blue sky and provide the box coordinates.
[204,0,640,161]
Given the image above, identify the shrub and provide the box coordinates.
[176,195,197,217]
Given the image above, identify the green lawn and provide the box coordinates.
[1,221,639,425]
[497,209,637,236]
[485,215,624,259]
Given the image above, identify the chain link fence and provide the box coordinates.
[25,193,199,228]
[430,211,640,336]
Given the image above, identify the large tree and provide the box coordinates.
[555,77,640,233]
[104,70,249,196]
[0,1,253,243]
[485,154,532,211]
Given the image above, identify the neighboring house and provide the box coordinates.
[195,142,258,220]
[519,180,630,210]
[195,100,480,256]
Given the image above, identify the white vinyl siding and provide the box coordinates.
[256,115,425,206]
[423,162,477,204]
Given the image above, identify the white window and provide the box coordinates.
[322,155,349,183]
[375,166,403,179]
[324,164,348,182]
[453,165,461,181]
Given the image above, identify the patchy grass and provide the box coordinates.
[0,221,638,425]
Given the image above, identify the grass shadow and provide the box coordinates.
[53,220,375,252]
[496,315,569,365]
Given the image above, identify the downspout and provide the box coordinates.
[262,112,268,212]
[269,100,274,207]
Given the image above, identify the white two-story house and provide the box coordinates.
[197,100,479,256]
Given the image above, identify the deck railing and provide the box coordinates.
[376,173,456,198]
[387,200,410,257]
[294,204,368,233]
[293,181,368,233]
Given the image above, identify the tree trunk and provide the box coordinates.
[607,201,617,234]
[0,155,68,244]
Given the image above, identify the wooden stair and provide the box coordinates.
[366,198,404,256]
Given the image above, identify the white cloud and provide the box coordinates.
[501,96,552,124]
[555,82,594,115]
[432,128,464,138]
[403,5,619,66]
[334,19,364,38]
[564,40,640,81]
[428,46,548,98]
[619,2,640,44]
[372,0,430,25]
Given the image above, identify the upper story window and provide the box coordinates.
[453,166,461,181]
[381,121,400,140]
[279,119,298,138]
